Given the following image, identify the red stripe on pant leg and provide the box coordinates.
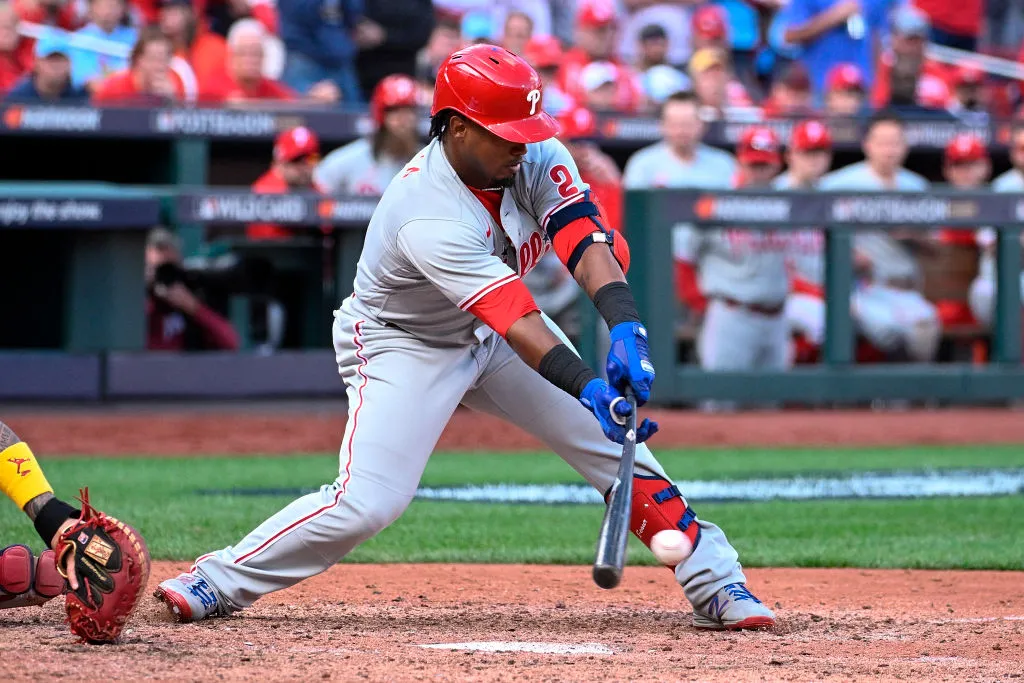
[190,552,215,573]
[340,320,369,493]
[232,486,346,565]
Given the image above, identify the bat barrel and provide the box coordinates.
[591,387,638,590]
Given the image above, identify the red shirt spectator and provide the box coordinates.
[871,6,953,108]
[159,0,226,95]
[560,1,641,113]
[92,28,186,104]
[14,0,84,30]
[824,63,867,117]
[688,47,752,115]
[691,4,728,53]
[0,4,33,92]
[200,19,296,103]
[248,127,322,241]
[762,62,817,119]
[912,0,982,42]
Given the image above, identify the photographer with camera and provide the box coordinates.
[146,227,240,351]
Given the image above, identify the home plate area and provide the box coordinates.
[1,562,1021,682]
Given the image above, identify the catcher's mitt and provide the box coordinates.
[56,488,150,643]
[0,545,65,608]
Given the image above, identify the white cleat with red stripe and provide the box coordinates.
[154,573,226,622]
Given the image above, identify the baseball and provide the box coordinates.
[649,530,693,566]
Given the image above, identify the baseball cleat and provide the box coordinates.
[154,573,224,622]
[692,583,776,631]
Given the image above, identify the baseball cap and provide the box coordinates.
[688,47,725,76]
[692,4,727,40]
[945,133,987,164]
[557,107,597,141]
[955,65,984,87]
[577,1,617,28]
[580,61,618,92]
[34,30,70,59]
[826,63,865,92]
[790,120,832,152]
[641,64,691,104]
[523,36,563,70]
[274,126,320,163]
[461,11,493,41]
[892,5,930,37]
[917,76,950,109]
[737,126,781,165]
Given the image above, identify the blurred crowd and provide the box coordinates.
[0,0,1023,118]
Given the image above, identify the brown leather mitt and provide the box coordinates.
[56,488,151,643]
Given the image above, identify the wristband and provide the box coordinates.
[538,344,598,399]
[593,281,641,329]
[34,497,79,548]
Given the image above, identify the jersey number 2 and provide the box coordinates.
[549,165,579,198]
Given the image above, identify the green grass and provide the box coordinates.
[4,445,1021,569]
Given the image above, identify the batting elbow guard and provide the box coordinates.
[546,191,628,274]
[628,474,701,565]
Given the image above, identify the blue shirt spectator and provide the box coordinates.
[70,0,137,91]
[6,32,88,103]
[281,0,365,104]
[776,0,891,97]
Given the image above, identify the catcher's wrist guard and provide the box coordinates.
[34,497,79,547]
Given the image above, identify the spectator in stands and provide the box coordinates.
[872,5,949,110]
[776,0,886,98]
[501,10,533,55]
[914,0,983,50]
[0,2,33,92]
[314,74,420,196]
[201,19,339,105]
[13,0,84,30]
[248,126,322,241]
[623,90,736,189]
[636,23,669,71]
[354,0,433,98]
[688,47,751,116]
[762,62,816,118]
[415,16,460,91]
[616,0,690,71]
[92,27,186,104]
[460,11,493,46]
[561,2,642,113]
[578,60,631,112]
[522,35,575,115]
[6,29,86,100]
[157,0,226,97]
[558,106,624,233]
[948,66,988,122]
[69,0,136,92]
[280,0,364,105]
[205,0,279,38]
[146,227,240,352]
[819,111,941,362]
[691,4,728,55]
[823,62,867,117]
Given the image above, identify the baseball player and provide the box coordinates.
[674,126,792,378]
[818,111,941,362]
[314,74,422,196]
[155,45,776,632]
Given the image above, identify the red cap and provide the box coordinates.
[692,4,727,40]
[557,106,596,140]
[523,36,563,70]
[955,65,984,87]
[274,126,320,162]
[790,119,832,151]
[370,74,419,126]
[917,75,950,109]
[826,63,865,92]
[945,133,987,164]
[577,0,617,28]
[431,44,559,144]
[737,126,781,165]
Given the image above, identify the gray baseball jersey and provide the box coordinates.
[623,141,737,189]
[819,161,929,285]
[187,133,749,615]
[993,168,1024,193]
[774,172,825,286]
[314,138,408,196]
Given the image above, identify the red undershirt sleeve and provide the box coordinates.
[467,278,540,338]
[674,260,707,314]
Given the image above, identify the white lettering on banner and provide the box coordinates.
[605,118,660,141]
[707,197,791,223]
[195,195,308,222]
[154,110,278,136]
[318,199,378,222]
[830,197,976,224]
[0,200,102,225]
[11,107,102,132]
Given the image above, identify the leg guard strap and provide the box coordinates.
[631,474,702,556]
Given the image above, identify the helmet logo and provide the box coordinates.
[527,89,541,116]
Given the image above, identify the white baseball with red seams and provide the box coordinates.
[185,135,750,615]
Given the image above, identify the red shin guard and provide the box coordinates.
[630,474,701,565]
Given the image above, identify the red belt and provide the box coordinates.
[717,297,784,316]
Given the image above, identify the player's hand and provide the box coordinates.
[606,322,656,405]
[50,518,79,591]
[579,379,658,445]
[154,282,201,316]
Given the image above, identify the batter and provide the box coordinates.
[155,46,775,632]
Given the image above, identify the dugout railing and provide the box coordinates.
[580,189,1024,405]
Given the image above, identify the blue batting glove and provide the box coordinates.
[606,322,656,405]
[579,378,659,445]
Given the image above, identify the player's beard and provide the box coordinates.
[492,166,521,188]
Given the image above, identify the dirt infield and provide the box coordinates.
[9,406,1024,455]
[2,563,1022,681]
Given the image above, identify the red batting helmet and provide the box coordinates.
[371,74,419,126]
[431,44,559,144]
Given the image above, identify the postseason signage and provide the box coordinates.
[176,191,379,227]
[0,196,159,228]
[660,190,1024,228]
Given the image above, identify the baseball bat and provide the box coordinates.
[592,386,637,590]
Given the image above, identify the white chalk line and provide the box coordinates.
[929,615,1024,624]
[418,641,615,655]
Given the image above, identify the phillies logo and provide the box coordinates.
[526,89,541,116]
